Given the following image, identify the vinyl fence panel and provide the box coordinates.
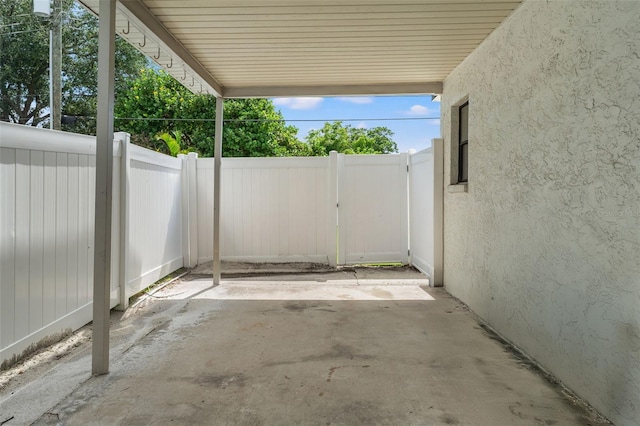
[409,148,434,277]
[338,153,409,264]
[196,157,333,264]
[0,124,122,366]
[126,145,183,295]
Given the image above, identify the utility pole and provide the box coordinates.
[51,0,62,130]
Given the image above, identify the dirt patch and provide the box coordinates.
[193,261,338,277]
[0,328,92,396]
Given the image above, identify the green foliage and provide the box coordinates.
[222,98,310,158]
[61,4,148,134]
[306,121,398,155]
[115,69,310,157]
[0,0,148,131]
[155,130,184,157]
[0,0,52,125]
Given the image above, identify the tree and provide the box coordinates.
[0,0,50,125]
[0,0,147,131]
[306,121,398,155]
[61,3,148,134]
[115,69,310,157]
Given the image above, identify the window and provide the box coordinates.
[458,102,469,183]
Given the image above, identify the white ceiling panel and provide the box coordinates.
[79,0,522,97]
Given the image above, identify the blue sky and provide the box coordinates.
[271,96,441,153]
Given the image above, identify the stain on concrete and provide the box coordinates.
[439,413,460,424]
[326,364,371,382]
[283,301,313,311]
[330,401,383,425]
[370,289,393,299]
[193,374,245,389]
[240,322,266,331]
[264,343,373,368]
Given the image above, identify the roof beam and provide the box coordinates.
[118,0,223,97]
[223,82,443,98]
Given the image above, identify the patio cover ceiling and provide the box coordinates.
[78,0,522,98]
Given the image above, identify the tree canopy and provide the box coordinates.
[114,69,309,157]
[0,0,147,131]
[306,121,398,155]
[1,0,52,125]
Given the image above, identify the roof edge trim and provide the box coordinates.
[223,82,443,98]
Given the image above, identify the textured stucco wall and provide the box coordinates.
[441,1,640,424]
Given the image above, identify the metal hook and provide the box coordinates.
[190,77,195,87]
[181,70,186,80]
[138,34,146,48]
[167,57,173,68]
[153,47,161,60]
[122,21,130,35]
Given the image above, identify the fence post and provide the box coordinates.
[399,152,410,264]
[432,138,444,287]
[327,151,338,267]
[116,132,130,310]
[407,149,416,266]
[336,153,346,265]
[178,154,189,267]
[187,152,199,267]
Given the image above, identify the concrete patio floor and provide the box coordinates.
[0,267,609,425]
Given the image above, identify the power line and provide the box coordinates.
[113,116,439,123]
[0,29,43,36]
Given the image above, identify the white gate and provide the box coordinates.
[408,148,434,276]
[337,153,409,264]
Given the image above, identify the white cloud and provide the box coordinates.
[336,97,374,104]
[406,104,431,116]
[428,119,441,126]
[272,97,323,110]
[356,122,367,129]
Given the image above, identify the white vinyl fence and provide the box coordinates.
[408,141,443,283]
[126,144,184,295]
[193,149,438,268]
[1,122,441,367]
[1,124,121,366]
[0,123,184,366]
[196,157,333,264]
[409,148,435,276]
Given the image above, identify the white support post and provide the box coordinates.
[92,0,116,375]
[117,132,131,310]
[187,152,199,267]
[432,138,444,287]
[212,98,223,284]
[327,151,338,267]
